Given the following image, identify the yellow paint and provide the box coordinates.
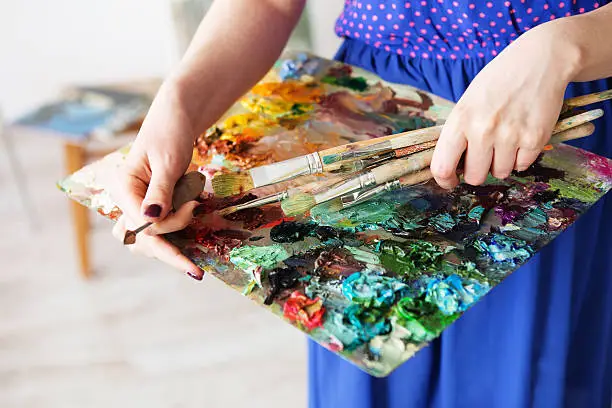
[251,81,324,104]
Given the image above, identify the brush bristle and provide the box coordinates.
[216,206,238,217]
[337,162,360,174]
[280,193,317,217]
[313,198,344,213]
[211,173,254,197]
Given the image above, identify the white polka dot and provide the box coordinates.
[372,15,378,21]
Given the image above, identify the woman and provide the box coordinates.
[112,1,612,407]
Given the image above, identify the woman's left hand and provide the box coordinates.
[430,21,581,189]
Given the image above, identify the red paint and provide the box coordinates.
[283,291,325,331]
[259,217,296,230]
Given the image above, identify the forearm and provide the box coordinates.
[550,4,612,82]
[165,0,305,138]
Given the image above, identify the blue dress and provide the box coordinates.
[308,1,612,407]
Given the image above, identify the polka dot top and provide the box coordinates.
[335,0,607,60]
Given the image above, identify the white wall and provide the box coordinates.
[0,0,179,119]
[0,0,346,120]
[305,0,344,59]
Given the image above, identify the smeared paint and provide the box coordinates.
[322,65,369,92]
[315,247,365,279]
[229,244,289,273]
[311,198,398,230]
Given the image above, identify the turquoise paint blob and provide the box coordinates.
[229,244,290,272]
[341,271,408,308]
[425,274,490,315]
[428,212,457,233]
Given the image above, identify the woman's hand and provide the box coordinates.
[430,21,582,190]
[112,83,204,280]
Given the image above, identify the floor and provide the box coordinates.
[0,131,307,407]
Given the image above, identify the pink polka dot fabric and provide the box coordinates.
[335,0,606,60]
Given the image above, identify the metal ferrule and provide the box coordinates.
[340,179,402,208]
[232,191,288,211]
[335,141,393,163]
[315,171,377,204]
[249,153,323,188]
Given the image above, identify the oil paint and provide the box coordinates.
[58,52,612,377]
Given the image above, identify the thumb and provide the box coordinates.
[141,168,181,222]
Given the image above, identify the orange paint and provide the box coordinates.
[251,81,324,104]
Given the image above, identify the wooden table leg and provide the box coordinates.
[64,142,92,279]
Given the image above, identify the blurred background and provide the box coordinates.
[0,1,343,407]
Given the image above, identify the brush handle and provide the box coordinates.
[369,149,435,185]
[561,90,612,113]
[552,109,602,133]
[548,122,595,144]
[319,126,443,167]
[368,120,593,187]
[320,108,600,171]
[397,168,434,186]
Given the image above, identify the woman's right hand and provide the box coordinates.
[111,83,204,281]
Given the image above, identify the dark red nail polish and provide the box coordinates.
[186,271,203,281]
[145,204,162,218]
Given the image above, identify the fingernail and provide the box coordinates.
[144,204,162,218]
[186,271,203,281]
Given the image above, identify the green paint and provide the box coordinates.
[311,198,397,230]
[548,179,601,202]
[393,296,459,343]
[428,212,457,233]
[229,244,290,272]
[345,247,381,265]
[377,240,444,279]
[321,75,369,91]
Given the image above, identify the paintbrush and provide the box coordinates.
[211,126,443,197]
[217,174,347,217]
[339,168,434,208]
[123,171,207,245]
[212,107,603,197]
[561,90,612,113]
[280,121,597,217]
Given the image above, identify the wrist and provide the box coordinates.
[539,17,586,84]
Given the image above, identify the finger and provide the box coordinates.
[515,148,541,172]
[145,200,200,236]
[149,237,204,280]
[117,171,150,223]
[431,123,467,190]
[112,216,127,242]
[463,139,493,186]
[141,167,182,222]
[491,144,518,180]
